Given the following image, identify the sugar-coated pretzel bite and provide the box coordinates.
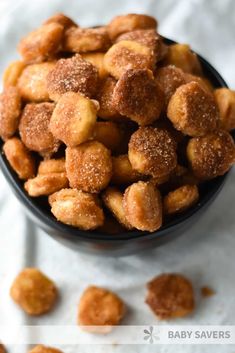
[123,181,162,232]
[63,27,111,53]
[214,88,235,131]
[102,187,133,229]
[29,346,64,353]
[0,86,21,141]
[128,127,177,178]
[43,13,77,30]
[113,69,164,125]
[93,121,122,152]
[49,188,104,230]
[78,285,125,333]
[18,23,64,63]
[10,268,57,316]
[82,52,108,79]
[167,82,219,137]
[104,40,155,79]
[46,54,98,101]
[107,14,157,40]
[184,73,214,94]
[3,60,26,88]
[38,158,66,174]
[66,141,112,193]
[163,185,199,215]
[96,77,121,120]
[19,103,60,157]
[24,173,68,197]
[3,137,35,180]
[111,154,141,185]
[187,130,235,180]
[50,92,97,147]
[18,62,56,102]
[165,44,202,75]
[146,273,195,320]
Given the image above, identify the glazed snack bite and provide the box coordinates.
[65,141,112,193]
[49,92,97,147]
[214,88,235,131]
[19,102,60,157]
[3,60,25,88]
[113,69,164,125]
[164,185,199,215]
[93,121,122,151]
[123,181,162,232]
[46,54,98,101]
[128,127,177,178]
[49,188,104,230]
[0,86,21,141]
[10,268,57,316]
[165,44,202,75]
[146,273,195,320]
[29,345,64,353]
[187,130,235,180]
[3,137,35,180]
[111,154,141,185]
[167,82,219,137]
[78,285,125,333]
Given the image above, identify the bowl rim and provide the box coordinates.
[0,37,230,242]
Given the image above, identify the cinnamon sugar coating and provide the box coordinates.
[165,44,202,75]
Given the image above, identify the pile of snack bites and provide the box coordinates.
[1,13,235,233]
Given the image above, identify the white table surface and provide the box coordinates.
[0,0,235,352]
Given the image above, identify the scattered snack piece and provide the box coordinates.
[113,69,164,125]
[49,188,104,229]
[167,82,219,137]
[187,130,235,179]
[128,127,177,178]
[3,137,35,179]
[165,44,202,75]
[163,185,199,215]
[3,60,25,88]
[93,121,122,151]
[96,77,120,120]
[46,54,98,101]
[29,345,64,353]
[214,88,235,131]
[108,14,157,40]
[104,40,155,79]
[18,23,64,63]
[10,268,57,316]
[63,27,111,53]
[66,141,112,193]
[82,52,108,79]
[19,103,59,157]
[123,181,162,232]
[0,86,21,141]
[0,345,6,353]
[146,273,195,320]
[111,154,141,185]
[43,13,77,30]
[49,92,97,147]
[18,62,56,102]
[102,187,133,229]
[38,158,66,174]
[78,285,125,333]
[201,286,215,298]
[25,173,68,197]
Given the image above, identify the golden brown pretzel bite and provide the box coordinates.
[38,158,66,174]
[46,54,98,101]
[19,103,59,157]
[10,268,57,316]
[214,88,235,131]
[165,44,202,75]
[63,27,111,53]
[3,60,26,88]
[29,345,64,353]
[18,62,56,102]
[66,141,112,193]
[163,185,199,215]
[113,69,164,125]
[0,87,21,141]
[167,82,219,137]
[128,127,177,178]
[25,173,68,197]
[104,40,155,79]
[18,23,64,63]
[0,345,6,353]
[146,273,195,319]
[78,285,125,333]
[184,73,214,94]
[187,130,235,180]
[123,181,162,232]
[3,137,35,180]
[43,13,77,30]
[82,52,108,79]
[49,188,104,229]
[49,92,97,147]
[102,187,133,229]
[108,14,157,40]
[96,77,121,120]
[111,154,141,185]
[93,121,122,151]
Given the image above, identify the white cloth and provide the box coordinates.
[0,0,235,352]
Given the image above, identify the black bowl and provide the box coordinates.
[0,38,232,256]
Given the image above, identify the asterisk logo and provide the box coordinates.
[143,326,160,344]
